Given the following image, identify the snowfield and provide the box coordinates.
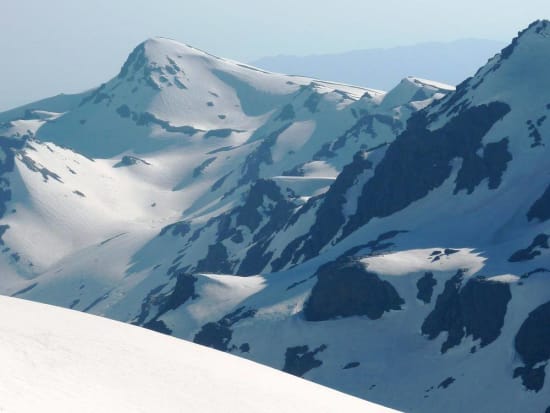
[0,295,396,413]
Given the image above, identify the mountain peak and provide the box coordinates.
[430,20,550,119]
[519,19,550,38]
[117,37,213,80]
[380,76,453,109]
[499,19,550,60]
[141,37,214,58]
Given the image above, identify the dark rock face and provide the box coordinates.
[513,366,546,392]
[118,43,147,78]
[526,118,544,148]
[303,259,404,321]
[116,104,131,118]
[193,322,232,351]
[211,172,232,192]
[249,193,295,246]
[454,137,512,194]
[134,284,167,325]
[192,157,216,177]
[421,272,511,353]
[343,102,510,239]
[304,92,321,113]
[417,272,437,303]
[514,301,550,392]
[159,221,191,237]
[204,129,242,139]
[275,104,295,121]
[193,306,256,351]
[528,184,550,222]
[143,319,172,335]
[421,273,465,353]
[458,279,511,347]
[509,234,549,262]
[134,112,201,135]
[235,179,287,232]
[343,362,360,370]
[283,344,327,377]
[0,136,25,220]
[134,271,198,330]
[438,377,455,389]
[195,242,233,274]
[116,104,202,136]
[238,239,274,276]
[158,272,198,315]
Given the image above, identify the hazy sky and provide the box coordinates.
[1,0,549,110]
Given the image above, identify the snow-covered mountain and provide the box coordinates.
[0,295,395,412]
[1,20,549,413]
[0,36,448,289]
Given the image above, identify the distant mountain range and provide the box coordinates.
[0,20,549,413]
[250,39,506,90]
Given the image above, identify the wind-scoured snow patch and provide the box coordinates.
[300,160,339,178]
[360,248,485,277]
[272,176,334,199]
[184,273,266,324]
[487,274,520,283]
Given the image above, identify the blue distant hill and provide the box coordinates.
[250,39,505,90]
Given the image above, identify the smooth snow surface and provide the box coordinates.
[0,296,396,413]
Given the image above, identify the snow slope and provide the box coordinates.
[0,295,396,413]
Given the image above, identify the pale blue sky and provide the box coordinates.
[1,0,549,110]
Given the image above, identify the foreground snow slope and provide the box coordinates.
[0,295,395,413]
